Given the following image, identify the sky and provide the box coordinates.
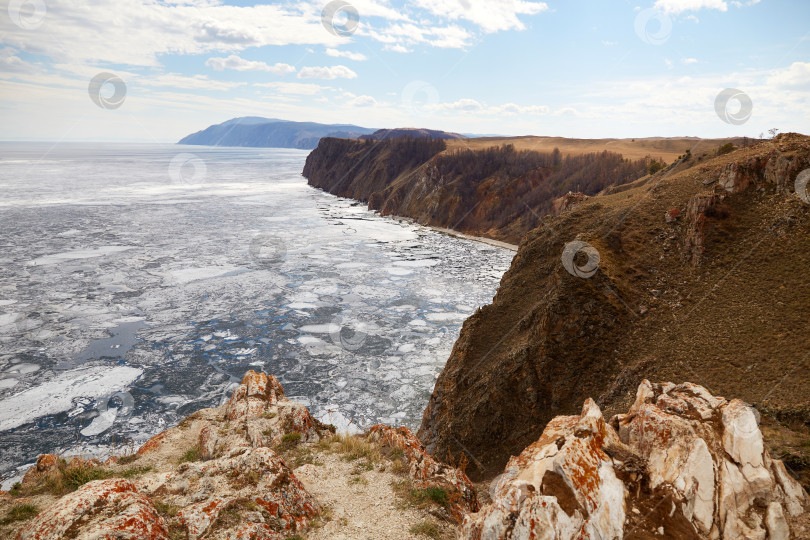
[0,0,808,142]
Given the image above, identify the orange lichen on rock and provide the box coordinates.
[369,424,478,521]
[16,478,169,540]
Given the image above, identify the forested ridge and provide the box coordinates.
[304,136,660,244]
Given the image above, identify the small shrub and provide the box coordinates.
[331,433,380,463]
[391,458,408,475]
[152,500,180,517]
[178,446,201,464]
[278,432,302,451]
[0,504,38,525]
[648,160,665,175]
[410,520,441,539]
[120,466,152,478]
[61,465,113,491]
[717,142,735,155]
[117,454,139,465]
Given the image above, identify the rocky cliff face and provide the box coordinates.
[417,134,810,485]
[304,138,653,244]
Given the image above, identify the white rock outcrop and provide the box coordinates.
[462,380,808,539]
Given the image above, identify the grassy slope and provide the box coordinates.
[418,134,810,485]
[448,135,752,162]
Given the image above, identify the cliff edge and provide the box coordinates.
[417,133,810,488]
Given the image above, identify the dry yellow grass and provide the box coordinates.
[447,135,753,162]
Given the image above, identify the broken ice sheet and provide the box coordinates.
[0,143,513,482]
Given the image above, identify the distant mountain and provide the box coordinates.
[178,117,377,149]
[360,128,466,141]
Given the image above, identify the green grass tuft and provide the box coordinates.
[0,504,38,525]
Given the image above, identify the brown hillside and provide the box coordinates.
[304,137,667,244]
[449,135,753,162]
[417,133,810,484]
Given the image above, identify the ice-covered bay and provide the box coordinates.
[0,143,513,484]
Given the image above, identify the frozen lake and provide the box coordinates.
[0,142,513,485]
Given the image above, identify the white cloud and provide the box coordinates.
[685,14,700,22]
[653,0,728,14]
[365,23,472,50]
[297,65,358,80]
[206,55,295,74]
[325,49,368,61]
[411,0,549,33]
[139,73,246,91]
[255,82,329,95]
[0,47,37,74]
[438,98,484,111]
[553,107,581,117]
[0,1,346,67]
[434,99,549,116]
[350,95,377,107]
[493,103,550,115]
[682,57,699,64]
[767,61,810,90]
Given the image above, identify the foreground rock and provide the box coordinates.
[14,371,333,540]
[462,380,808,539]
[6,371,473,539]
[369,424,479,521]
[17,478,169,540]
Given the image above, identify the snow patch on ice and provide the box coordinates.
[0,365,143,431]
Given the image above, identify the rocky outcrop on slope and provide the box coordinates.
[462,381,809,539]
[369,424,479,521]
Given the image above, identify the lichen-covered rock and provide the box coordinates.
[16,478,169,540]
[616,381,808,539]
[463,381,808,539]
[369,424,479,521]
[202,370,334,460]
[147,447,320,539]
[20,454,59,489]
[461,399,627,539]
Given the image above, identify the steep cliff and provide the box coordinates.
[417,133,810,485]
[304,137,656,244]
